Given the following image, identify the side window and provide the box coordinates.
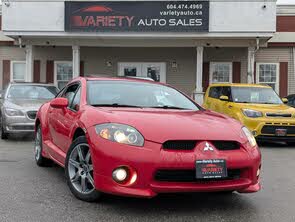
[221,87,232,100]
[62,84,79,107]
[56,87,66,98]
[70,87,81,111]
[209,87,222,99]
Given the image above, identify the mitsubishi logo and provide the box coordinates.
[203,142,214,152]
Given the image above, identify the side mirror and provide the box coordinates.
[50,98,68,109]
[219,95,229,102]
[282,98,288,104]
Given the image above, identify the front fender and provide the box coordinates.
[36,103,50,138]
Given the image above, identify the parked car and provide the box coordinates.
[0,83,59,139]
[286,94,295,108]
[35,77,261,202]
[203,83,295,143]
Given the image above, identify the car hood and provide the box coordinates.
[87,107,246,144]
[233,103,295,114]
[4,99,50,111]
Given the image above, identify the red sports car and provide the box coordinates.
[34,77,261,202]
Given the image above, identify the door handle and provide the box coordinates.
[228,105,233,109]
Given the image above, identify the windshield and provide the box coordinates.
[231,87,283,104]
[7,85,59,100]
[87,81,199,110]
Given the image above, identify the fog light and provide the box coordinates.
[112,167,128,183]
[252,131,257,136]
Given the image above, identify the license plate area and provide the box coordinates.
[275,128,287,136]
[196,159,227,179]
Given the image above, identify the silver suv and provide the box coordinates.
[0,83,59,139]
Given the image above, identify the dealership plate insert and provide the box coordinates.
[196,159,227,179]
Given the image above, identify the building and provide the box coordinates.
[0,0,293,104]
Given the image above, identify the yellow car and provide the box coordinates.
[203,83,295,143]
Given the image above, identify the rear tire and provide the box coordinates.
[35,125,52,167]
[0,117,8,140]
[65,136,101,202]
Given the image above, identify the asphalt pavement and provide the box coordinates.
[0,135,294,222]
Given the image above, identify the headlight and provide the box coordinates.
[4,108,24,116]
[95,123,144,147]
[242,109,263,118]
[242,127,257,148]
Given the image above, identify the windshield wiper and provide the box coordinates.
[146,105,189,110]
[92,103,143,108]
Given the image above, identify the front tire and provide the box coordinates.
[35,125,52,167]
[0,117,8,140]
[65,136,101,202]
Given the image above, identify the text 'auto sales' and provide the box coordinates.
[72,16,203,27]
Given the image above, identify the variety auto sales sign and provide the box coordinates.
[65,1,209,32]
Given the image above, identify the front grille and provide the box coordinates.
[27,111,37,120]
[163,141,197,150]
[266,113,292,118]
[10,125,34,131]
[261,125,295,135]
[212,141,240,151]
[155,169,241,182]
[162,141,240,151]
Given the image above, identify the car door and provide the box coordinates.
[48,83,80,155]
[205,86,223,112]
[219,86,235,118]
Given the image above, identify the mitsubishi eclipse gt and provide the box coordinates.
[34,77,261,202]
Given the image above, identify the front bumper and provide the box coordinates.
[3,115,35,133]
[241,117,295,141]
[87,128,261,198]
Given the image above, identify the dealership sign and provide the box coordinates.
[65,1,209,32]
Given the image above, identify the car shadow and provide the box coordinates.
[99,191,258,217]
[258,141,295,148]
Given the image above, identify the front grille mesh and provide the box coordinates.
[266,113,292,118]
[212,141,240,151]
[163,141,197,150]
[162,141,240,151]
[154,169,241,182]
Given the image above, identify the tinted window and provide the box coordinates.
[62,84,79,106]
[209,87,222,99]
[87,81,199,110]
[70,87,81,111]
[288,97,295,106]
[221,87,232,100]
[7,85,58,100]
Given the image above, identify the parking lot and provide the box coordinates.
[0,136,294,222]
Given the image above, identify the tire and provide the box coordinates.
[65,136,101,202]
[0,117,8,140]
[35,125,52,167]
